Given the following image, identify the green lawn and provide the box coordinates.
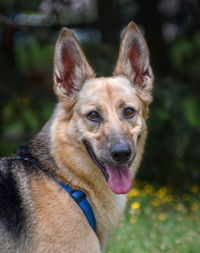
[106,181,200,253]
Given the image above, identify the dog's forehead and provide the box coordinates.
[79,76,138,104]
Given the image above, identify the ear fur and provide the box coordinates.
[114,21,154,104]
[54,28,95,101]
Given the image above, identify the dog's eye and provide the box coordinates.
[123,107,136,119]
[87,111,101,122]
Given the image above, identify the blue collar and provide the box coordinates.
[16,156,96,233]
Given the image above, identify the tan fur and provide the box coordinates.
[0,21,153,253]
[30,22,153,252]
[30,174,101,253]
[30,75,149,252]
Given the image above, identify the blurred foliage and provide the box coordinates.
[15,37,54,72]
[170,32,200,72]
[140,76,200,186]
[1,92,54,155]
[83,41,118,76]
[0,0,200,187]
[0,0,41,13]
[107,180,200,252]
[138,31,200,186]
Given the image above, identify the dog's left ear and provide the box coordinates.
[114,22,153,104]
[54,28,95,100]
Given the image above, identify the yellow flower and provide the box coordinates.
[150,198,160,206]
[191,202,199,211]
[128,188,140,199]
[159,212,167,221]
[131,202,140,209]
[182,194,190,201]
[163,194,174,203]
[157,186,168,198]
[144,184,154,194]
[129,216,137,224]
[174,203,187,213]
[191,184,199,194]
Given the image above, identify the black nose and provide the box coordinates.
[110,142,132,163]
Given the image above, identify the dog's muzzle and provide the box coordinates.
[83,140,135,194]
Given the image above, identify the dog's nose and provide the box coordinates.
[110,142,132,163]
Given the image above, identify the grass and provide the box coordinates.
[106,181,200,253]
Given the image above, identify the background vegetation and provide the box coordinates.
[1,0,199,187]
[107,180,200,252]
[0,1,200,251]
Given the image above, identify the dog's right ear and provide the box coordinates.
[54,28,95,101]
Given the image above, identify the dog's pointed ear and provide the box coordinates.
[54,28,95,100]
[114,22,153,104]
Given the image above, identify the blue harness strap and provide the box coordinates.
[59,182,96,232]
[15,156,96,233]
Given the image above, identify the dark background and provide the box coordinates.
[0,0,200,188]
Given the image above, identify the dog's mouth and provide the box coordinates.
[83,140,109,180]
[83,140,133,194]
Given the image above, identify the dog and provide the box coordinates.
[0,21,153,253]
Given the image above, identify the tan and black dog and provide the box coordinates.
[0,21,153,253]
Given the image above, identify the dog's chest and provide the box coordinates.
[30,175,127,252]
[92,191,127,250]
[30,177,101,253]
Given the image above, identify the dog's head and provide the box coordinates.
[53,22,153,194]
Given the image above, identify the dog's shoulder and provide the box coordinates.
[0,157,32,239]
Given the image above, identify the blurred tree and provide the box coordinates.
[135,0,171,75]
[187,0,200,33]
[96,0,120,44]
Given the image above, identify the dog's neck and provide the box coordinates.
[27,116,57,172]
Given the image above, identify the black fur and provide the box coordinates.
[15,144,34,159]
[0,160,26,238]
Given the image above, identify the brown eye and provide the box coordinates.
[87,111,101,122]
[124,107,136,119]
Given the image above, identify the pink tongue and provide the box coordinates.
[105,165,133,194]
